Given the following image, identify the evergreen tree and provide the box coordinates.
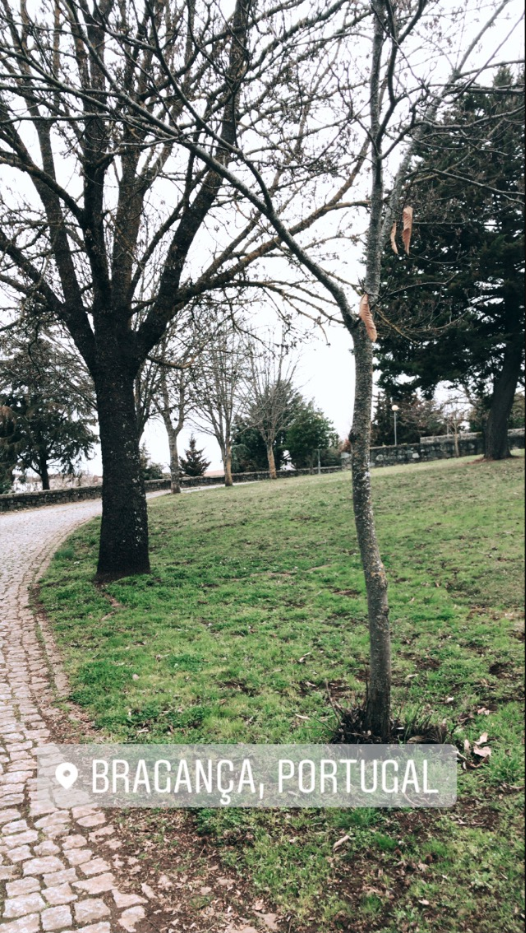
[179,435,211,477]
[285,403,337,469]
[0,413,17,493]
[377,69,524,459]
[371,393,448,446]
[139,445,165,481]
[231,419,289,473]
[0,334,96,489]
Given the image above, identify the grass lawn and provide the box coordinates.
[39,454,525,932]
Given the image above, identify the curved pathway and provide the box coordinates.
[0,496,168,933]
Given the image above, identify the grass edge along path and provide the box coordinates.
[39,455,525,933]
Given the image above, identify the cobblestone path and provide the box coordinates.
[0,497,167,933]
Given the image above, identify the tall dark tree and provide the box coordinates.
[0,414,17,493]
[286,403,337,468]
[0,0,364,577]
[232,420,289,473]
[377,70,525,460]
[0,335,96,489]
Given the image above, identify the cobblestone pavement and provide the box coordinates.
[0,496,170,933]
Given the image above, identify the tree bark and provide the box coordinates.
[39,457,50,491]
[224,443,234,487]
[346,0,390,740]
[484,340,523,460]
[161,412,181,494]
[350,326,391,739]
[169,434,181,493]
[267,444,277,479]
[95,365,150,579]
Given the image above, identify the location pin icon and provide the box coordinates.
[55,762,79,790]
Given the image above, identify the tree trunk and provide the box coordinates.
[350,326,391,740]
[267,444,277,479]
[224,442,234,487]
[95,366,150,580]
[39,456,50,491]
[484,341,523,460]
[169,434,181,494]
[348,1,391,740]
[161,413,181,493]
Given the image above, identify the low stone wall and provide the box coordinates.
[370,430,524,469]
[1,433,522,510]
[0,467,343,512]
[0,484,105,512]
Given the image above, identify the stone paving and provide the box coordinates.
[0,497,168,932]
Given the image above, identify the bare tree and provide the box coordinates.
[1,0,365,576]
[243,339,299,479]
[192,328,246,486]
[151,333,198,494]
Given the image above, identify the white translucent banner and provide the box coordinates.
[36,744,457,808]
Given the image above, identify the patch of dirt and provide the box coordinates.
[223,679,258,696]
[489,661,510,676]
[111,809,283,933]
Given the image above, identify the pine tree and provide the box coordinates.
[376,69,524,459]
[179,435,211,477]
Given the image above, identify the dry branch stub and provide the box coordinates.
[390,222,398,254]
[402,205,413,254]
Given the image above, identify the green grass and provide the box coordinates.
[40,454,525,931]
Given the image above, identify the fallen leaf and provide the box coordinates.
[463,739,471,753]
[476,732,489,745]
[333,834,350,851]
[473,745,492,759]
[418,898,430,906]
[477,707,492,715]
[262,914,279,931]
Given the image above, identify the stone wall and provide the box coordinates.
[1,432,522,510]
[370,429,524,469]
[0,467,342,512]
